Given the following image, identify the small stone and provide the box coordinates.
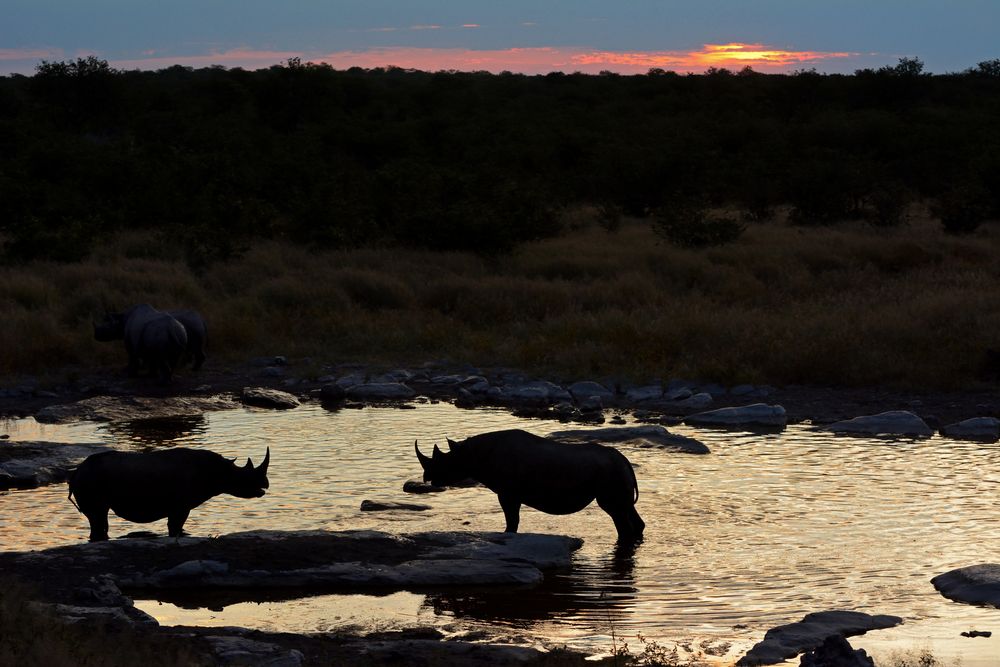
[360,499,432,512]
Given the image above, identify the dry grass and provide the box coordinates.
[2,208,999,389]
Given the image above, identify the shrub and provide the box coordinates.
[652,201,745,248]
[934,184,990,235]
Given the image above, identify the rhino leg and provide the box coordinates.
[192,348,206,371]
[167,509,190,537]
[81,506,110,541]
[498,494,521,533]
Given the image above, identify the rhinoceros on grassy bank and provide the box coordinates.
[165,309,208,371]
[415,429,644,542]
[93,304,188,381]
[67,447,270,541]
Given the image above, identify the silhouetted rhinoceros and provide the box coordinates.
[165,309,208,370]
[93,304,188,381]
[416,429,644,541]
[68,447,270,541]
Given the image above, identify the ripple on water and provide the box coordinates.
[3,403,1000,663]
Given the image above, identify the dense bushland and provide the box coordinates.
[1,58,1000,262]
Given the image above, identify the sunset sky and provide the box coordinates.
[2,1,998,76]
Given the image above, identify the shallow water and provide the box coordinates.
[3,402,1000,664]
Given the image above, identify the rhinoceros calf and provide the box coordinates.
[165,309,208,370]
[94,304,188,381]
[416,429,644,541]
[68,448,270,541]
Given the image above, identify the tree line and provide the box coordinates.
[1,56,999,262]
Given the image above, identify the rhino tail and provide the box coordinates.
[630,459,639,504]
[67,469,81,513]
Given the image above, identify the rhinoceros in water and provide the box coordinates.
[93,304,188,381]
[68,447,270,541]
[415,429,644,541]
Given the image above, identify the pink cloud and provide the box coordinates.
[0,47,63,61]
[92,43,859,75]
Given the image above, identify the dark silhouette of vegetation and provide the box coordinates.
[1,56,999,262]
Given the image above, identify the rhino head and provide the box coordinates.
[93,311,126,342]
[226,447,270,498]
[415,438,467,487]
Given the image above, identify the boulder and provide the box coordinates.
[578,395,604,413]
[568,381,615,402]
[668,392,713,411]
[549,425,709,454]
[241,387,300,410]
[685,403,787,428]
[372,369,413,383]
[503,381,572,404]
[663,387,692,401]
[625,385,662,402]
[824,411,933,437]
[461,376,491,395]
[730,384,757,396]
[345,383,416,400]
[737,610,902,666]
[940,417,1000,442]
[932,564,1000,607]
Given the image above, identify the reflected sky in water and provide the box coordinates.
[3,402,1000,664]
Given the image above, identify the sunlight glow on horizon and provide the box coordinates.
[3,42,863,76]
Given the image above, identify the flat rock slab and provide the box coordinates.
[0,530,582,601]
[549,425,710,454]
[206,636,304,667]
[932,564,1000,607]
[360,639,543,666]
[940,417,1000,442]
[360,499,432,512]
[824,410,934,437]
[0,441,111,490]
[736,610,902,666]
[240,387,300,410]
[35,395,238,424]
[345,382,416,400]
[685,403,787,428]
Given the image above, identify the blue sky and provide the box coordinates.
[2,1,998,75]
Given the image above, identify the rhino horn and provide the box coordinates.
[415,441,431,469]
[259,447,270,474]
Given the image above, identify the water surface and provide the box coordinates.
[3,402,999,664]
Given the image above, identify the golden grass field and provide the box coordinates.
[2,206,998,390]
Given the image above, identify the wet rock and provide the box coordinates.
[35,395,238,424]
[798,635,874,667]
[609,414,627,424]
[503,381,571,404]
[730,384,757,397]
[361,638,543,665]
[932,564,1000,607]
[961,630,992,638]
[373,369,414,383]
[403,480,447,494]
[663,387,692,401]
[250,356,287,367]
[578,395,604,413]
[736,610,902,666]
[461,376,491,395]
[31,602,158,628]
[334,373,366,390]
[455,388,478,408]
[668,392,713,411]
[258,366,285,378]
[568,381,614,402]
[549,425,709,454]
[430,374,465,386]
[626,385,662,402]
[940,417,1000,442]
[824,411,933,437]
[698,383,728,397]
[360,499,432,512]
[206,636,304,667]
[345,382,416,400]
[241,387,300,410]
[319,383,346,401]
[0,441,112,490]
[685,403,788,428]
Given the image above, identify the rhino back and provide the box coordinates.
[71,449,229,523]
[463,430,635,510]
[122,304,163,352]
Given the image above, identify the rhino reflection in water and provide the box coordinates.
[68,448,270,541]
[416,429,644,542]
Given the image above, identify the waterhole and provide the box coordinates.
[3,402,1000,664]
